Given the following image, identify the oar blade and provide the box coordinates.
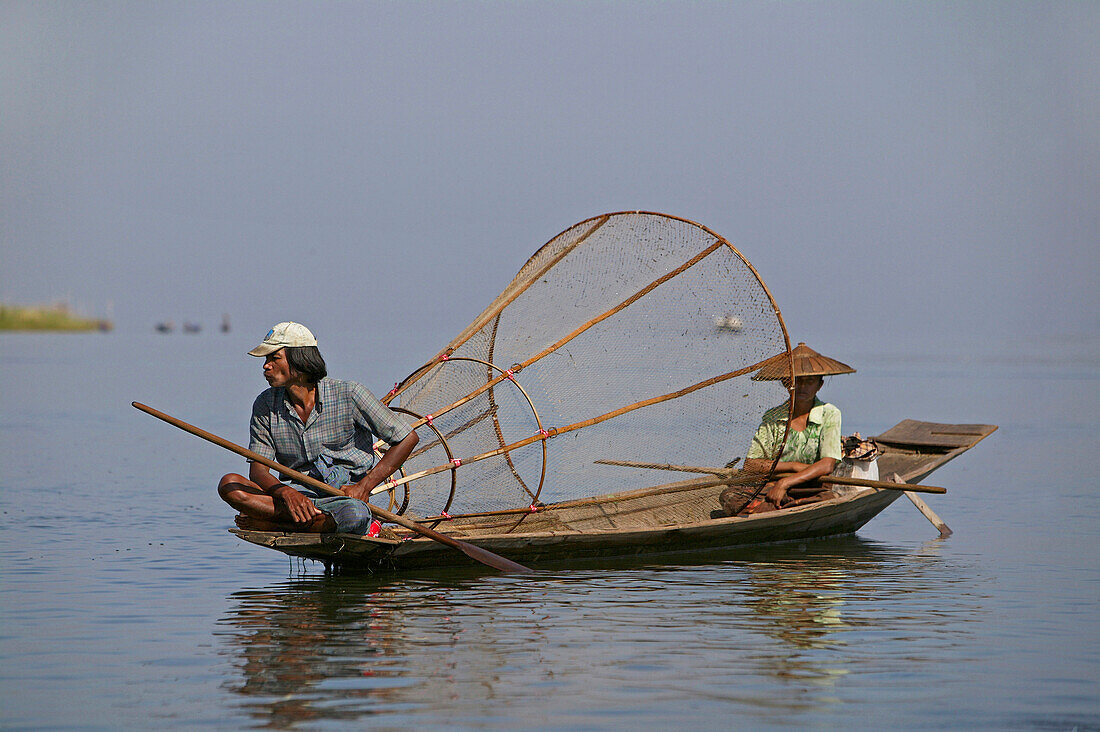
[369,504,534,573]
[455,539,534,574]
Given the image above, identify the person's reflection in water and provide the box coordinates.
[744,562,850,652]
[730,538,985,712]
[744,568,852,706]
[735,542,884,706]
[217,576,407,728]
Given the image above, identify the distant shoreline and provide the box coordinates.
[0,304,112,332]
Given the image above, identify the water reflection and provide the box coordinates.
[217,575,413,727]
[215,537,987,727]
[742,564,850,649]
[706,537,979,716]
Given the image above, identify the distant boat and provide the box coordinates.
[155,321,174,333]
[183,322,201,334]
[714,314,743,332]
[221,314,231,333]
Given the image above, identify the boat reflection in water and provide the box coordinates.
[215,567,492,728]
[216,575,412,727]
[215,537,981,727]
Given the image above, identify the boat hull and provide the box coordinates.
[229,419,995,572]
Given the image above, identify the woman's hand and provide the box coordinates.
[764,459,837,507]
[765,477,793,506]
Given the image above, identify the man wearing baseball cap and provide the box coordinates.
[217,322,419,534]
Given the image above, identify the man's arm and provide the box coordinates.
[345,430,419,502]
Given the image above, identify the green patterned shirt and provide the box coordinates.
[745,398,842,464]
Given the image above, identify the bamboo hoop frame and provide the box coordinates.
[383,212,794,516]
[376,355,549,522]
[384,230,736,440]
[484,315,543,505]
[437,355,548,504]
[379,406,452,519]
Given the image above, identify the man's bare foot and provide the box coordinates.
[234,512,336,533]
[235,514,286,531]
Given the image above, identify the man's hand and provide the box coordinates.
[343,481,375,502]
[345,430,418,503]
[272,485,321,523]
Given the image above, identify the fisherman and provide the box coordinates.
[218,322,418,533]
[721,343,855,515]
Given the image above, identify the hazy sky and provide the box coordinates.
[2,1,1096,359]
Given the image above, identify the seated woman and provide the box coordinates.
[720,343,855,515]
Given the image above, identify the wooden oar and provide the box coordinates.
[132,402,533,574]
[593,459,948,494]
[890,471,952,538]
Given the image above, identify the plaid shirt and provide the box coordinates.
[248,377,413,485]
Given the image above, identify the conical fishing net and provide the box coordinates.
[380,212,792,522]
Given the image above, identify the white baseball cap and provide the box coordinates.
[247,322,318,357]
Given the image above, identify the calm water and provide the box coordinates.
[1,332,1097,729]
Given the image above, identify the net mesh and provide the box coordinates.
[383,212,791,520]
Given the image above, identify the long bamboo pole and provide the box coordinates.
[132,402,533,574]
[592,459,948,494]
[375,355,778,490]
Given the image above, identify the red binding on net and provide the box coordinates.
[440,511,451,519]
[539,428,550,438]
[387,382,400,398]
[529,504,540,513]
[425,414,434,426]
[450,458,462,468]
[505,368,516,380]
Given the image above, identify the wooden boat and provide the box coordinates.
[230,419,996,572]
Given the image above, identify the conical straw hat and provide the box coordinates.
[751,342,856,381]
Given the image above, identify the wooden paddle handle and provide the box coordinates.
[891,472,952,537]
[133,401,446,531]
[131,401,533,572]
